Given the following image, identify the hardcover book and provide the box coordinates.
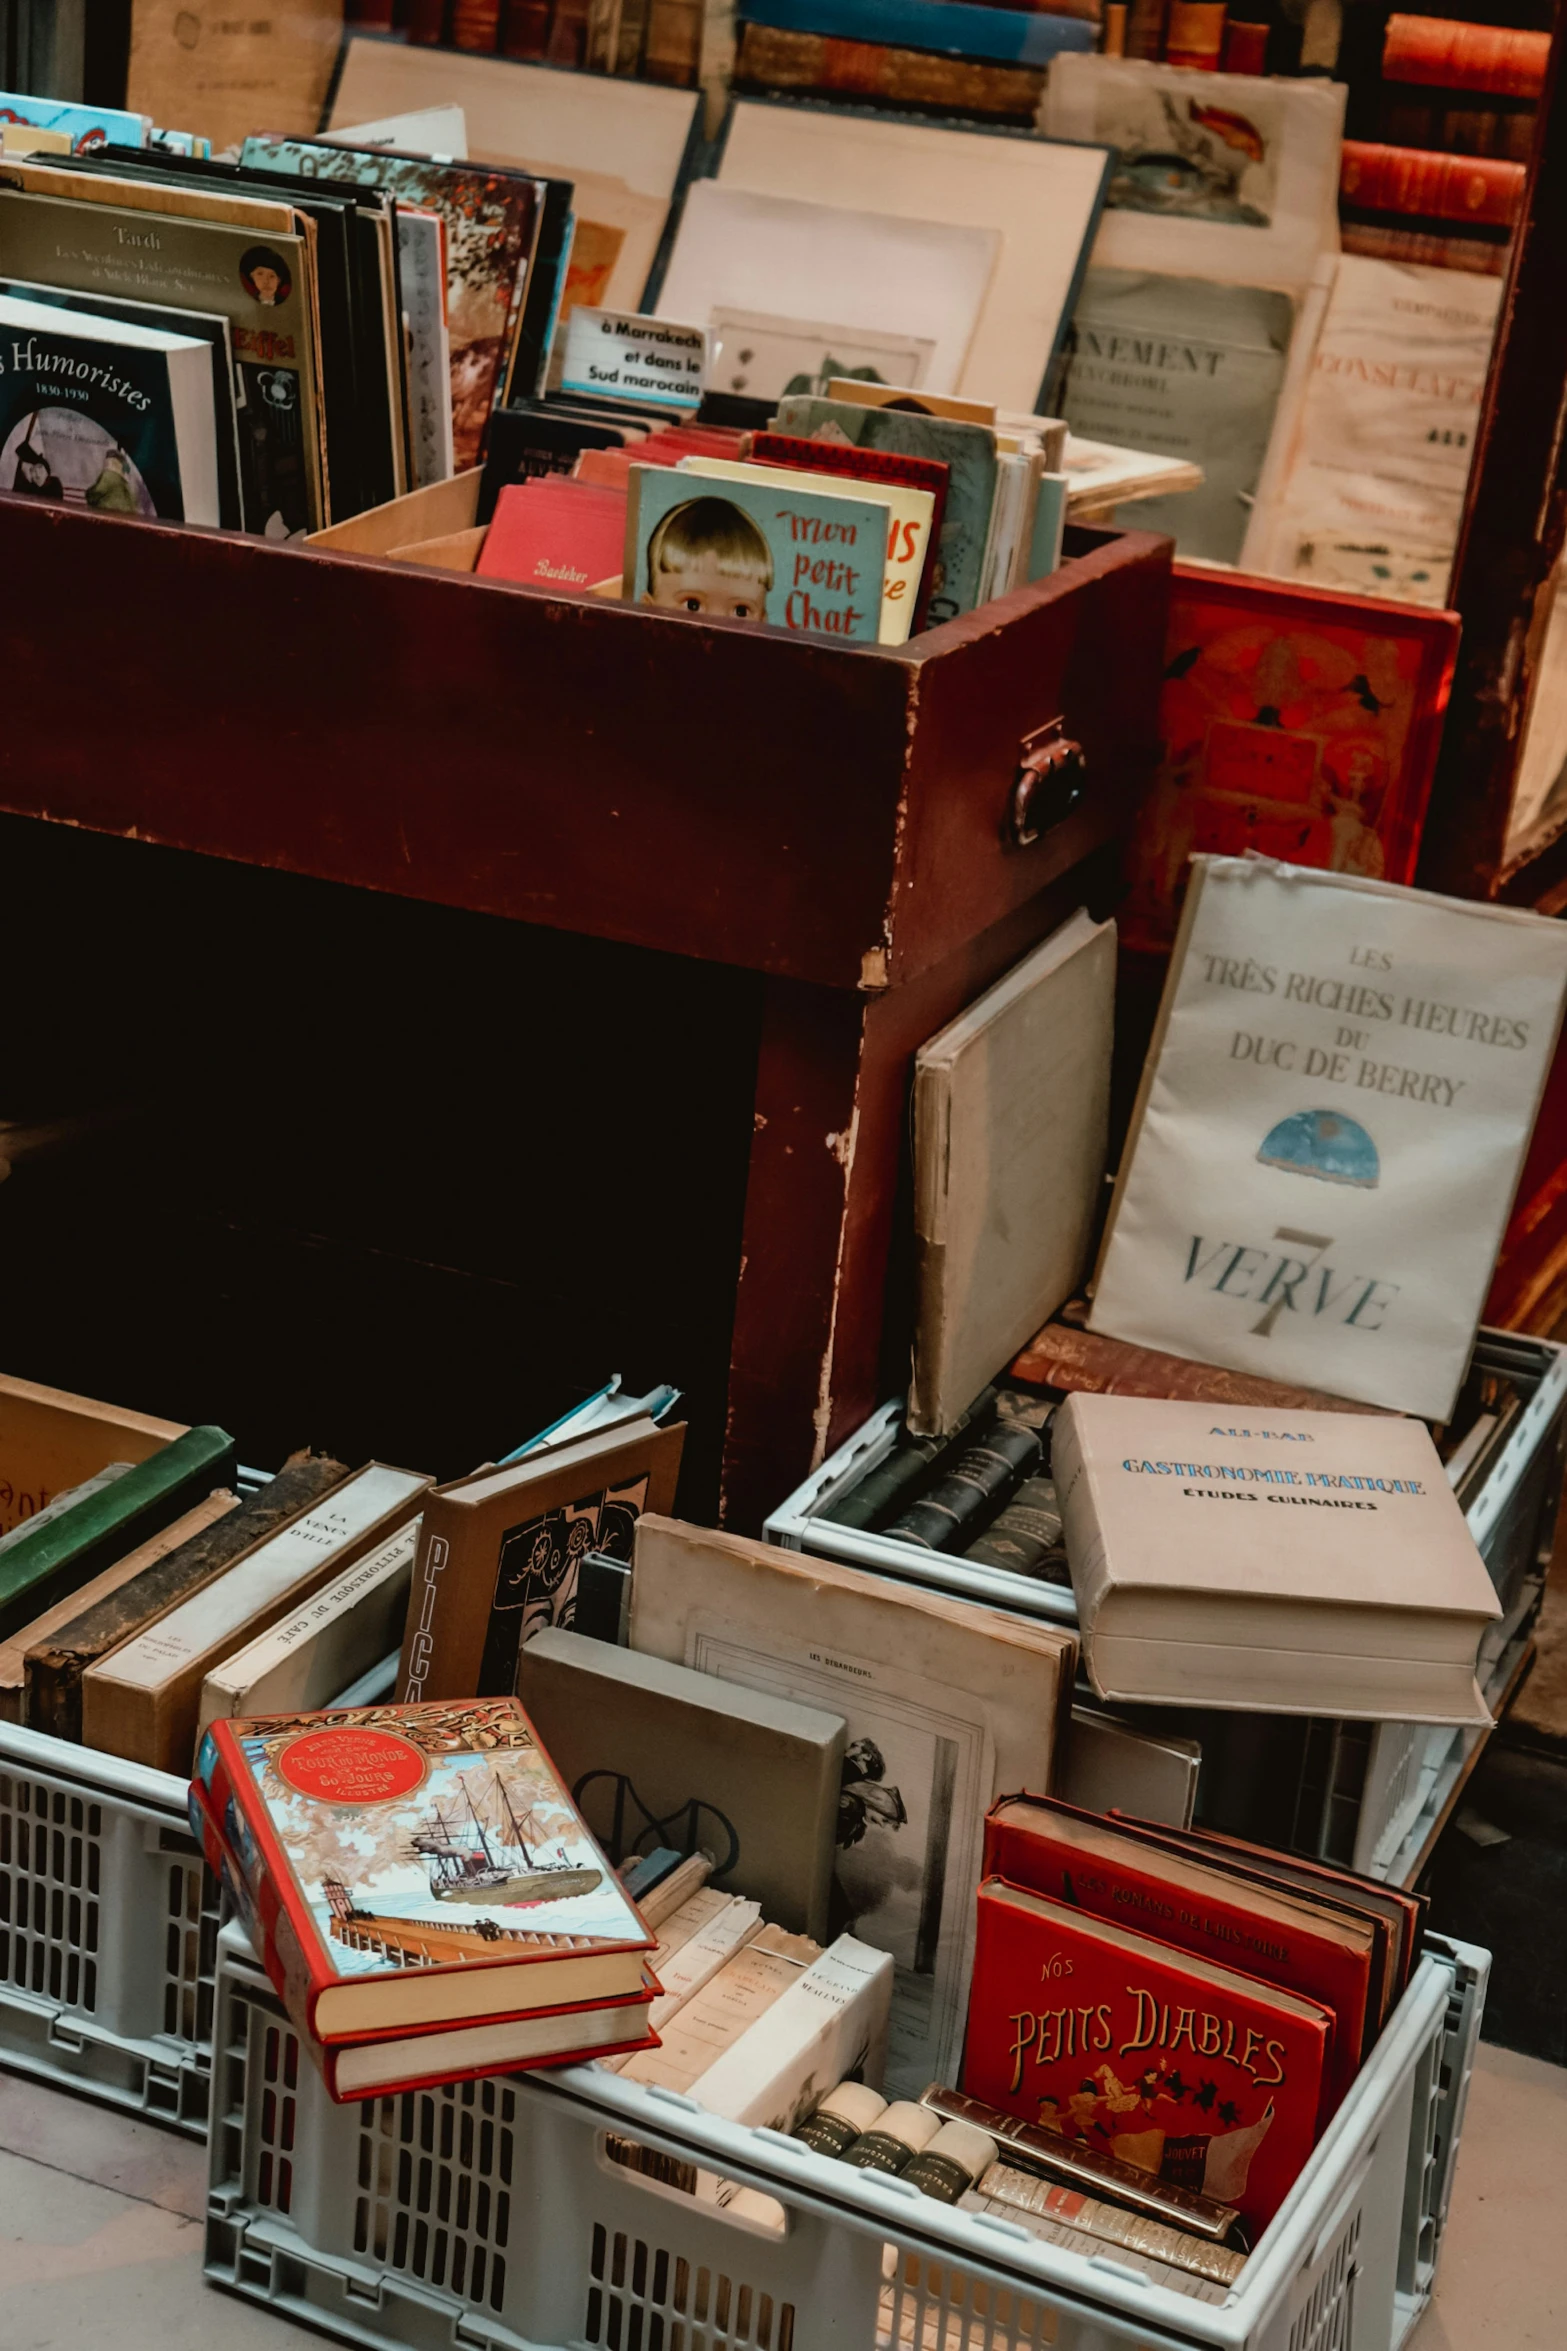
[909,910,1115,1436]
[628,461,889,640]
[1052,1392,1502,1720]
[1090,854,1567,1416]
[674,453,934,645]
[749,430,949,628]
[198,1517,420,1736]
[195,1694,656,2041]
[477,477,629,591]
[630,1514,1077,2094]
[962,1876,1333,2231]
[516,1624,847,1936]
[983,1794,1376,2115]
[395,1414,685,1705]
[0,289,220,525]
[1119,568,1459,952]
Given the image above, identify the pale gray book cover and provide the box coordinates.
[909,910,1115,1437]
[517,1625,846,1938]
[1055,269,1296,563]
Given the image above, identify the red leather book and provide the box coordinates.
[191,1779,659,2098]
[1340,141,1525,227]
[983,1795,1374,2120]
[1382,14,1548,99]
[478,479,628,591]
[1341,221,1511,276]
[963,1877,1333,2232]
[750,432,950,630]
[451,0,503,45]
[194,1698,655,2047]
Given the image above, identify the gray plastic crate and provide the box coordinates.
[0,1718,217,2132]
[205,1920,1487,2351]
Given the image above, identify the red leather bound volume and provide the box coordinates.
[1382,15,1548,99]
[983,1795,1375,2119]
[1340,141,1525,227]
[963,1877,1332,2231]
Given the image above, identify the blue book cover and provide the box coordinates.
[739,0,1095,66]
[0,91,149,154]
[629,462,889,640]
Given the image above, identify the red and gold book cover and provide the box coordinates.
[983,1796,1372,2120]
[1122,568,1458,954]
[963,1878,1333,2232]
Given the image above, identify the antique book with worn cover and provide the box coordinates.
[630,1514,1077,2094]
[1010,1320,1378,1413]
[909,911,1115,1437]
[517,1625,845,1936]
[27,1449,348,1742]
[396,1415,685,1705]
[983,1794,1376,2115]
[198,1517,419,1737]
[1053,1392,1501,1719]
[194,1693,656,2042]
[1090,855,1567,1415]
[83,1463,430,1771]
[962,1876,1333,2231]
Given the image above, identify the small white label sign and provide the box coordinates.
[560,308,707,409]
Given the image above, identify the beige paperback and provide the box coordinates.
[1091,856,1567,1419]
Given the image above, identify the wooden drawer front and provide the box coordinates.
[2,498,1167,990]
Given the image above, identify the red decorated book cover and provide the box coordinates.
[1122,567,1458,952]
[194,1696,655,2043]
[984,1796,1372,2119]
[1382,15,1548,99]
[189,1777,658,2099]
[963,1878,1333,2231]
[1340,141,1524,227]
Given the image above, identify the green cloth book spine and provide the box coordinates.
[0,1424,237,1641]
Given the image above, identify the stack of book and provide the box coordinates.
[960,1794,1423,2235]
[733,0,1096,128]
[393,0,713,86]
[1339,12,1545,276]
[191,1695,666,2097]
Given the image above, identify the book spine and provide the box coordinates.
[1165,1,1225,69]
[1382,14,1548,100]
[407,0,449,40]
[735,24,1045,119]
[962,1476,1066,1578]
[452,0,503,42]
[690,1936,893,2128]
[503,0,555,52]
[644,0,703,80]
[1379,93,1535,163]
[548,0,594,61]
[1124,0,1166,58]
[1221,16,1267,72]
[884,1420,1043,1551]
[1339,140,1525,227]
[1339,220,1511,276]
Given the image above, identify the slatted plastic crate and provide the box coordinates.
[0,1718,217,2132]
[205,1920,1486,2351]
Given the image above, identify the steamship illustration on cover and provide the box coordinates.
[232,1697,646,1978]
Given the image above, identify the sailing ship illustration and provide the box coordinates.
[407,1766,603,1906]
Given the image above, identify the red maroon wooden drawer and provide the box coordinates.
[0,496,1170,989]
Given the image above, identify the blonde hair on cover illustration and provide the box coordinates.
[645,495,774,595]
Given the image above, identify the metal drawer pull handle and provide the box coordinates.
[1010,720,1087,846]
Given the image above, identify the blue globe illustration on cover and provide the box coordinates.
[1256,1109,1380,1189]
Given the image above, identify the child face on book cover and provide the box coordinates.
[643,497,772,621]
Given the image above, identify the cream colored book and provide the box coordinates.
[630,1515,1077,2094]
[691,1932,893,2132]
[83,1462,430,1771]
[909,909,1115,1436]
[675,455,933,647]
[601,1889,762,2066]
[619,1922,814,2093]
[196,1517,419,1737]
[1090,855,1567,1418]
[1054,1392,1501,1721]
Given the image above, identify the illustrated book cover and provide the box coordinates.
[1120,569,1460,953]
[1052,1392,1502,1720]
[629,1513,1077,2096]
[628,461,889,640]
[909,909,1116,1438]
[1090,854,1567,1417]
[674,452,933,644]
[962,1876,1332,2232]
[195,1694,656,2041]
[983,1794,1376,2116]
[396,1414,685,1706]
